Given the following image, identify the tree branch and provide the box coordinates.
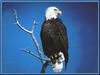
[41,61,50,73]
[21,48,49,61]
[13,9,46,64]
[13,9,32,34]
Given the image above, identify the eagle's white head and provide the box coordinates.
[45,7,62,20]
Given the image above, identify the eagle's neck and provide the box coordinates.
[45,12,57,20]
[46,15,57,20]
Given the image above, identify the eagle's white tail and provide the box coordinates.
[52,52,65,72]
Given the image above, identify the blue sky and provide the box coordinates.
[2,2,98,73]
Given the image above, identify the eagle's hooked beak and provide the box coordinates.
[56,9,62,15]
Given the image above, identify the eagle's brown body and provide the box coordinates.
[40,18,69,66]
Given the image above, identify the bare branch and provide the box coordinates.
[16,20,32,34]
[31,23,40,50]
[13,9,32,34]
[32,20,38,32]
[13,9,48,64]
[41,61,49,73]
[21,48,49,61]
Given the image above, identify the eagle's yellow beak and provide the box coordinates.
[56,9,62,14]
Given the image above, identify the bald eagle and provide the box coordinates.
[40,7,69,72]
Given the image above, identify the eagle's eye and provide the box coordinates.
[54,9,57,11]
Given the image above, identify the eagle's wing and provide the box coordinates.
[55,19,69,65]
[41,19,68,65]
